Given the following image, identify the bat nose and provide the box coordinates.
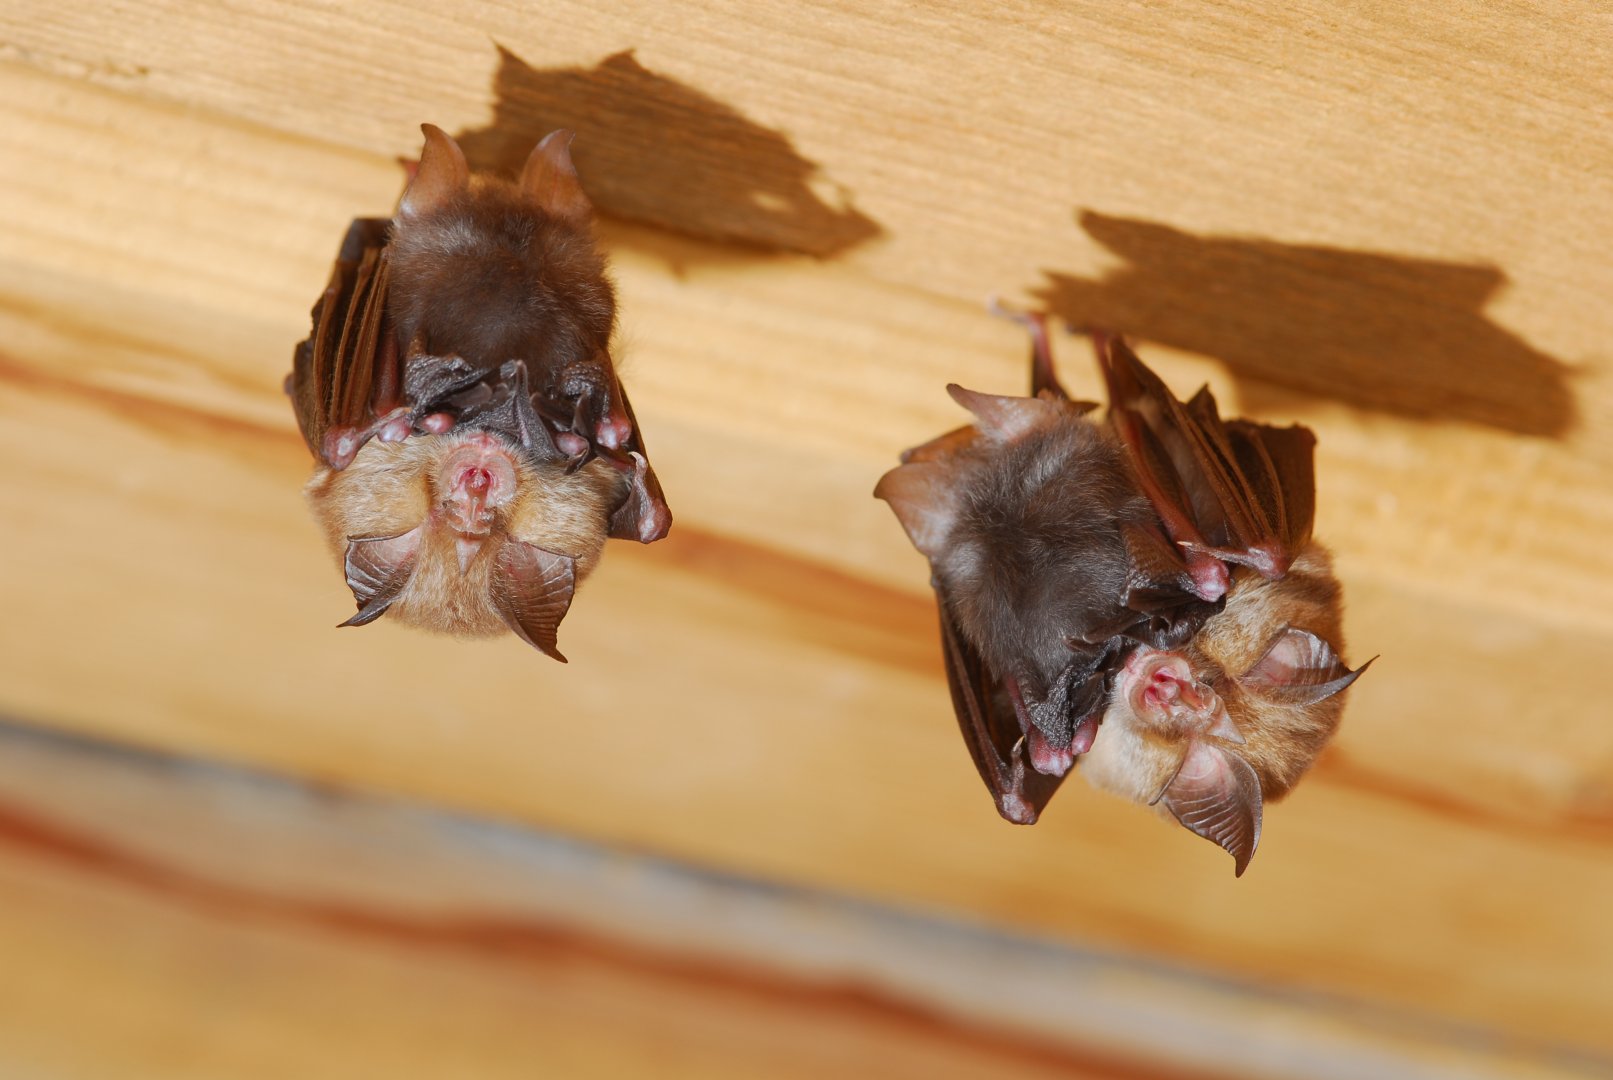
[438,435,518,535]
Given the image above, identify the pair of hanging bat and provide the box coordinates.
[290,125,1368,873]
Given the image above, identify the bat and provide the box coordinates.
[875,309,1369,873]
[289,124,671,661]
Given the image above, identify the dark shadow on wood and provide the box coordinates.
[454,47,881,262]
[1033,211,1576,437]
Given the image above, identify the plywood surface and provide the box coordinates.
[1,1,1611,1065]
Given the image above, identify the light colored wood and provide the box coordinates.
[0,764,1112,1080]
[0,724,1582,1080]
[1,1,1612,1065]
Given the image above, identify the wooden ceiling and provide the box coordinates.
[1,1,1610,1068]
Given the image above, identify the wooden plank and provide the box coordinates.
[1,55,1608,628]
[4,342,1613,1055]
[0,723,1588,1080]
[1,1,1611,1063]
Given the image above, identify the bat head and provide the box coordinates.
[304,430,617,660]
[1084,545,1370,875]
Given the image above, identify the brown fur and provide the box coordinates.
[305,432,616,637]
[389,178,616,379]
[1081,544,1351,806]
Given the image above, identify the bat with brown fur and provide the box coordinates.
[876,311,1369,873]
[289,124,670,660]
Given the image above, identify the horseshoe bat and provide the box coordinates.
[289,124,671,661]
[875,311,1369,873]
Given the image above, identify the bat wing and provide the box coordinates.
[291,218,406,470]
[1099,335,1316,592]
[935,580,1066,825]
[598,381,672,544]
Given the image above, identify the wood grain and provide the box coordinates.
[2,2,1611,1066]
[0,724,1585,1080]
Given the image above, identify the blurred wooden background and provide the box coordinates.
[2,2,1611,1075]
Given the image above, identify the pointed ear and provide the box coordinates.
[1241,627,1372,706]
[946,383,1059,442]
[340,527,423,627]
[898,423,979,465]
[874,462,960,560]
[398,124,469,220]
[491,540,577,662]
[1162,740,1263,876]
[520,129,593,223]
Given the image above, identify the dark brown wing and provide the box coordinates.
[935,581,1065,825]
[1098,334,1316,586]
[291,218,406,470]
[597,380,672,544]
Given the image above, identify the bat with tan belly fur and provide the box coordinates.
[876,310,1370,874]
[289,125,670,660]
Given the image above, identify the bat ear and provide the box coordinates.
[874,462,959,560]
[946,384,1059,442]
[520,129,594,224]
[340,527,424,627]
[491,540,577,662]
[399,123,469,220]
[898,423,979,466]
[1161,741,1263,876]
[1241,627,1372,706]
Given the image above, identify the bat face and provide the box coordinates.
[305,429,617,659]
[289,124,671,659]
[1082,546,1367,874]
